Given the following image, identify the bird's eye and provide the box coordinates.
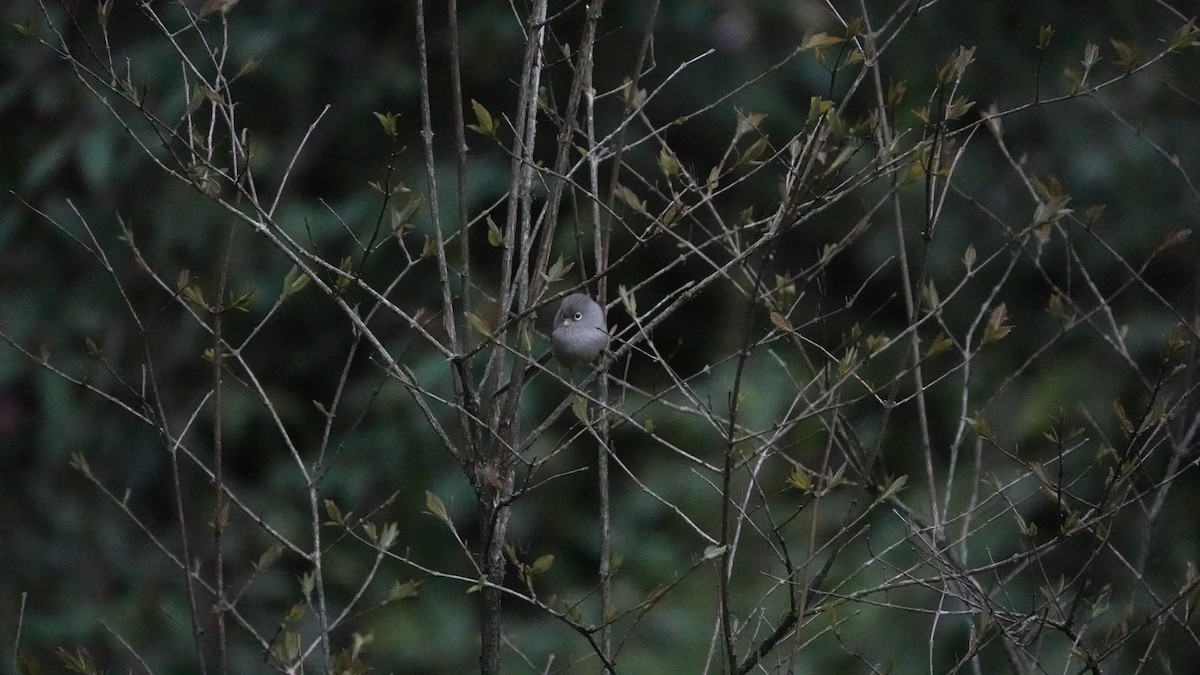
[573,312,583,320]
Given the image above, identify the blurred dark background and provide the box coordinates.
[2,1,1198,672]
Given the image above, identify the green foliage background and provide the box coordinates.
[1,1,1199,673]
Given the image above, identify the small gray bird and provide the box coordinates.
[493,293,607,396]
[551,293,608,368]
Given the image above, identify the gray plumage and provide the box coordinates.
[551,293,608,368]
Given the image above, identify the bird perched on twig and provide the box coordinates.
[550,293,608,369]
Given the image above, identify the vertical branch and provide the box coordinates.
[211,223,233,674]
[479,5,550,673]
[438,0,486,474]
[602,0,659,205]
[582,65,619,669]
[583,71,615,666]
[865,16,940,533]
[588,36,660,647]
[159,359,208,673]
[414,0,463,366]
[718,240,785,672]
[716,419,738,674]
[491,0,549,400]
[206,12,237,666]
[527,0,608,301]
[447,0,471,334]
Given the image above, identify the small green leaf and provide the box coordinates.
[837,346,859,376]
[300,571,316,601]
[530,554,554,574]
[925,332,954,357]
[284,602,305,623]
[618,285,637,317]
[620,78,647,108]
[657,148,680,179]
[234,57,261,80]
[844,16,863,39]
[1081,42,1100,71]
[324,497,343,523]
[865,334,889,355]
[373,111,399,138]
[541,255,574,284]
[96,0,114,30]
[900,160,925,184]
[821,143,857,178]
[613,184,647,215]
[983,303,1013,344]
[1016,513,1037,537]
[706,165,721,190]
[335,256,354,292]
[467,99,497,138]
[1109,38,1138,71]
[377,522,399,550]
[486,217,503,247]
[391,194,424,231]
[269,630,301,668]
[520,324,533,355]
[1160,229,1190,250]
[256,544,284,569]
[734,109,766,140]
[282,265,311,297]
[55,647,96,675]
[801,32,844,51]
[659,197,682,226]
[466,312,492,338]
[947,96,975,120]
[787,469,812,492]
[1113,400,1135,435]
[69,452,90,476]
[387,579,422,601]
[738,135,770,166]
[966,413,994,441]
[228,289,253,312]
[807,96,833,124]
[177,269,208,308]
[886,79,906,107]
[466,575,486,594]
[879,474,908,500]
[773,274,796,303]
[921,280,939,312]
[11,19,36,37]
[769,311,793,333]
[199,85,224,105]
[1037,24,1054,50]
[425,490,451,524]
[199,0,238,18]
[1167,20,1200,51]
[571,395,588,423]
